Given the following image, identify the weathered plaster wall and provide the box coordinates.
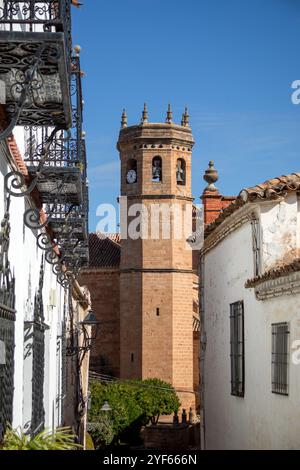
[203,215,300,450]
[260,193,299,270]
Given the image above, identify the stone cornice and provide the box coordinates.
[117,122,195,151]
[125,194,194,202]
[80,267,120,274]
[201,203,260,255]
[250,270,300,300]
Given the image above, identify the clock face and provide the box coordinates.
[126,169,137,184]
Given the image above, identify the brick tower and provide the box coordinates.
[117,105,196,411]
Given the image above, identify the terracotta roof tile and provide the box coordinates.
[7,135,28,176]
[88,233,120,268]
[245,258,300,288]
[239,173,300,202]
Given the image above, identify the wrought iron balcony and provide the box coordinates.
[2,36,89,286]
[0,0,72,138]
[27,166,83,204]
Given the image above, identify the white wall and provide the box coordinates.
[203,203,300,450]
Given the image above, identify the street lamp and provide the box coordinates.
[66,310,100,356]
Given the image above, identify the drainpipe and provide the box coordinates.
[199,251,207,450]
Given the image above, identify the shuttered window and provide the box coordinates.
[230,301,245,397]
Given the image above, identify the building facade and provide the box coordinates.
[200,172,300,449]
[0,1,91,446]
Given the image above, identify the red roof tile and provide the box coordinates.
[88,233,120,268]
[205,172,300,237]
[245,258,300,288]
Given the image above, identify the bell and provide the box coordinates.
[177,172,183,183]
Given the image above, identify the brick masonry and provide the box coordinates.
[118,122,197,411]
[78,269,120,377]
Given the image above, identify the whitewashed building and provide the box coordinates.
[200,172,300,450]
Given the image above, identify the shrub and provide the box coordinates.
[136,378,181,425]
[87,417,114,448]
[1,426,81,451]
[88,378,180,446]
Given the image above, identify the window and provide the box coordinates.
[272,322,289,395]
[152,156,162,182]
[230,301,244,397]
[127,158,137,173]
[176,158,186,185]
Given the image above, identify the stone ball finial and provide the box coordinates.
[74,44,81,56]
[203,160,219,191]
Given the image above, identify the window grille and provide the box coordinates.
[272,322,289,396]
[230,301,244,397]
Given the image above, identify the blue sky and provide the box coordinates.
[72,0,300,232]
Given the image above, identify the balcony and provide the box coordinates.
[24,130,86,206]
[0,0,72,134]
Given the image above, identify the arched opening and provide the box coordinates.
[126,158,137,184]
[176,158,186,185]
[152,156,162,182]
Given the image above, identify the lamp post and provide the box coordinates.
[66,309,100,357]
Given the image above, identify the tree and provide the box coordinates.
[88,378,180,447]
[136,378,181,425]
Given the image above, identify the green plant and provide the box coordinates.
[85,432,95,450]
[1,426,81,451]
[88,378,180,446]
[137,378,181,425]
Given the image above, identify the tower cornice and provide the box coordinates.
[117,122,195,151]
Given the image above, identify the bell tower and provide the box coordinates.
[117,105,196,410]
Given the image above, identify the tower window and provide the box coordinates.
[131,353,134,363]
[152,156,162,182]
[176,158,186,185]
[156,308,160,316]
[127,158,137,173]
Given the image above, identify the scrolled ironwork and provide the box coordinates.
[36,232,53,251]
[24,208,48,230]
[4,170,37,198]
[0,41,48,140]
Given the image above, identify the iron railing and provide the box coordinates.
[4,48,88,287]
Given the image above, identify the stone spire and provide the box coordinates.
[165,103,173,124]
[141,103,148,124]
[181,107,190,127]
[203,160,219,192]
[121,109,127,128]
